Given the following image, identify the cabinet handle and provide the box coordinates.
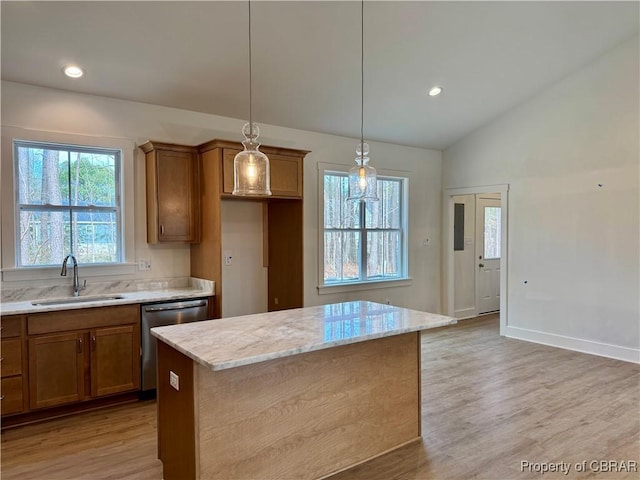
[160,224,165,236]
[77,337,83,354]
[0,395,4,401]
[91,335,97,352]
[0,357,4,363]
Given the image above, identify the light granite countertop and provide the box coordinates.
[0,277,214,315]
[151,301,456,371]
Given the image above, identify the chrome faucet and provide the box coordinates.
[61,255,85,297]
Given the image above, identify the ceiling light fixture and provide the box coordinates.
[347,0,378,202]
[63,65,84,78]
[428,86,443,96]
[233,0,271,196]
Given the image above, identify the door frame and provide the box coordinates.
[443,184,509,335]
[475,194,501,315]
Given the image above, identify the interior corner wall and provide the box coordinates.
[443,35,640,362]
[0,80,442,313]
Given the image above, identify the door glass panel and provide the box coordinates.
[484,206,501,259]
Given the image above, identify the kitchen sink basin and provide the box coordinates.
[31,294,125,306]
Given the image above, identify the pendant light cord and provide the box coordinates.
[248,0,253,131]
[360,0,364,154]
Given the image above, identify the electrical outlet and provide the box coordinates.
[138,259,151,271]
[169,371,179,391]
[223,250,233,266]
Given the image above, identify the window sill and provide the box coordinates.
[1,263,137,282]
[317,278,412,295]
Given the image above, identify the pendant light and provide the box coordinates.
[347,0,378,202]
[233,0,271,196]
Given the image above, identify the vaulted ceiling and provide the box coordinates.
[2,1,638,149]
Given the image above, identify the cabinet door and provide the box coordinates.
[222,149,302,198]
[269,155,302,198]
[156,149,198,242]
[91,325,140,397]
[1,338,23,377]
[29,332,85,409]
[1,377,25,415]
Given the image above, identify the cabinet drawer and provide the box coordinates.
[1,316,23,338]
[28,304,140,335]
[1,339,22,377]
[1,376,24,415]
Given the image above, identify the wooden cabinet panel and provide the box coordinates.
[1,316,26,416]
[222,149,302,198]
[91,325,140,397]
[1,315,23,338]
[1,377,24,415]
[222,148,240,194]
[28,304,139,335]
[141,141,200,244]
[156,149,198,242]
[270,155,303,197]
[1,339,23,377]
[29,332,85,410]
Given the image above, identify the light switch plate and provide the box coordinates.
[169,371,179,391]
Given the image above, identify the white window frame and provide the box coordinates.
[1,127,136,281]
[317,162,411,294]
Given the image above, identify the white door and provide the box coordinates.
[475,196,501,314]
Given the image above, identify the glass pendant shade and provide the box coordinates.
[233,123,271,196]
[347,142,378,201]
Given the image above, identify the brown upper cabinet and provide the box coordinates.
[140,141,200,244]
[220,144,304,199]
[192,139,309,319]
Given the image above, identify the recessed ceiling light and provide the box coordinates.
[63,65,84,78]
[428,86,443,97]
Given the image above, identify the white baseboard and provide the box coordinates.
[454,307,477,320]
[504,326,640,364]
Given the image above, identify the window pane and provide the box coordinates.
[484,206,501,260]
[324,174,359,228]
[16,145,69,205]
[365,178,401,229]
[18,210,71,266]
[70,151,117,206]
[324,231,360,283]
[72,211,119,263]
[367,231,401,279]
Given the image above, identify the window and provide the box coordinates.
[322,171,407,286]
[14,141,122,267]
[483,206,501,260]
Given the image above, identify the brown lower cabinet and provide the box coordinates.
[2,305,140,421]
[29,325,140,409]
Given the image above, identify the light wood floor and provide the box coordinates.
[2,315,638,480]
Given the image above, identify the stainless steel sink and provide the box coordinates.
[31,294,125,306]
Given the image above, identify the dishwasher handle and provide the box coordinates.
[143,300,208,313]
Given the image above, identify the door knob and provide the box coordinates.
[479,263,485,268]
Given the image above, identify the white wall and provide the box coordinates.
[0,81,443,313]
[221,201,268,317]
[443,36,640,362]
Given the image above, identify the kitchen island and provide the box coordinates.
[152,301,456,480]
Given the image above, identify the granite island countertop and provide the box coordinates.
[0,277,214,315]
[151,301,456,371]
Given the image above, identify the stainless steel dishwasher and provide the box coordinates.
[140,298,209,392]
